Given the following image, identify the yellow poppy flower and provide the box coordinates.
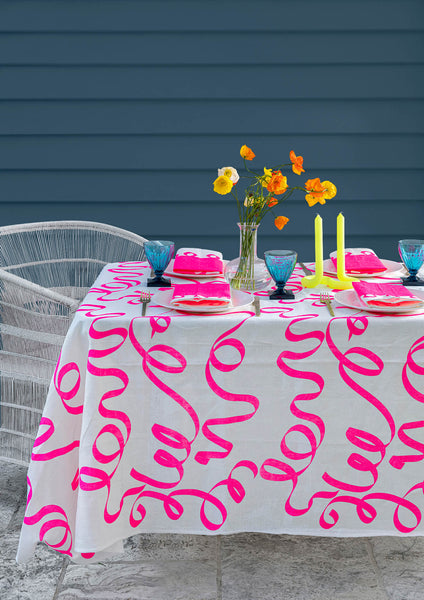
[261,167,273,188]
[240,144,256,161]
[322,181,337,200]
[213,175,233,195]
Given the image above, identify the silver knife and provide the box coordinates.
[299,262,313,276]
[253,296,261,317]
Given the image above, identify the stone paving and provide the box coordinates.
[1,461,424,599]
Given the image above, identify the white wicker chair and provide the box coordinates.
[0,221,148,465]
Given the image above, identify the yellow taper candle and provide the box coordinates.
[301,214,326,288]
[335,212,358,285]
[336,212,346,279]
[315,214,324,277]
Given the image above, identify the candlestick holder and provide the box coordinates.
[301,213,358,290]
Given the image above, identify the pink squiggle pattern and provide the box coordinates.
[129,460,258,531]
[128,317,200,491]
[261,315,329,516]
[319,482,423,533]
[76,316,133,524]
[323,316,395,494]
[208,459,258,504]
[53,354,83,415]
[195,318,260,465]
[402,336,424,403]
[390,421,424,469]
[87,263,148,303]
[23,478,73,557]
[129,317,199,439]
[389,336,424,468]
[31,417,80,461]
[149,316,172,338]
[127,487,228,531]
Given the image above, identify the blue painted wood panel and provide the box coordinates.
[0,0,423,262]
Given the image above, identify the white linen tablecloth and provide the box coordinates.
[17,261,424,563]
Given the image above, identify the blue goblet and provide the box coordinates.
[144,240,175,287]
[398,239,424,286]
[264,250,297,299]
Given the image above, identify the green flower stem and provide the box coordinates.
[230,222,259,291]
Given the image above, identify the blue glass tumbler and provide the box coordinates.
[264,250,297,299]
[144,240,175,287]
[398,239,424,286]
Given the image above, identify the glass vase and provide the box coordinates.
[224,222,272,291]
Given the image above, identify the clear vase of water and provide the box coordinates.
[224,222,272,291]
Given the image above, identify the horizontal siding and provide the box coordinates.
[0,31,423,65]
[0,200,418,237]
[0,0,422,262]
[0,1,423,31]
[0,199,418,262]
[0,135,422,169]
[1,65,423,99]
[0,100,423,135]
[1,170,422,203]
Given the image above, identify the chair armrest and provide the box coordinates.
[0,268,79,311]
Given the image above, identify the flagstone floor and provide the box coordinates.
[1,460,424,600]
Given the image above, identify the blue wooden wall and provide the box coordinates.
[0,0,423,261]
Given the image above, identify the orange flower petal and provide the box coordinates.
[304,177,324,193]
[267,197,278,207]
[305,194,319,207]
[266,171,288,195]
[274,216,289,230]
[290,150,305,175]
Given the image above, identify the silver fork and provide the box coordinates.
[319,291,334,316]
[140,291,151,316]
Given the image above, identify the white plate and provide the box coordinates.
[334,289,424,314]
[152,288,254,314]
[164,259,226,279]
[323,258,402,279]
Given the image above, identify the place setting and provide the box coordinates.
[329,238,424,315]
[141,235,305,316]
[142,239,255,315]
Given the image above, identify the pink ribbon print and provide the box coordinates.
[19,262,424,563]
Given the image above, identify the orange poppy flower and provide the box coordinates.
[240,144,256,161]
[304,178,326,206]
[290,150,305,175]
[267,197,278,207]
[274,216,289,230]
[267,171,288,195]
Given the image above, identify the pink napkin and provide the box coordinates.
[352,281,423,308]
[170,282,231,308]
[330,248,386,274]
[173,248,224,275]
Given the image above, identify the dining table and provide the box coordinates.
[16,259,424,564]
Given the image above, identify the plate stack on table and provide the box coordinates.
[324,247,402,279]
